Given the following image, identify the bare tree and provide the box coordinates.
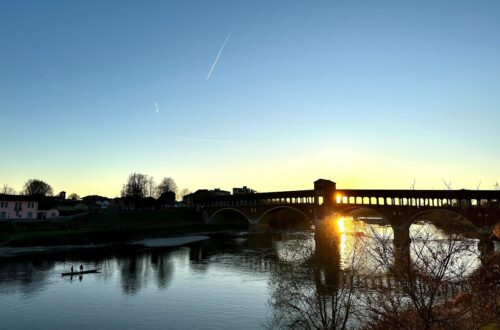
[147,176,156,198]
[442,178,452,190]
[23,179,53,197]
[1,184,16,195]
[180,188,191,198]
[68,193,80,200]
[156,177,177,196]
[358,219,484,329]
[121,173,154,198]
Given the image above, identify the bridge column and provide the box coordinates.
[393,225,411,247]
[392,224,412,273]
[249,223,270,232]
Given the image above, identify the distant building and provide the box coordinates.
[57,202,89,213]
[38,208,59,219]
[58,191,66,200]
[233,186,256,195]
[0,195,38,219]
[96,200,111,209]
[82,195,109,203]
[183,188,230,206]
[158,191,176,208]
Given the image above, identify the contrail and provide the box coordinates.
[206,2,247,80]
[206,28,234,80]
[175,137,265,145]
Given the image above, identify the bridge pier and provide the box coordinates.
[392,224,412,272]
[249,223,270,232]
[393,224,411,247]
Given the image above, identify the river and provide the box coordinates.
[0,218,497,329]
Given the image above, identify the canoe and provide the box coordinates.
[61,268,101,276]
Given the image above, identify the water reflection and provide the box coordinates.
[0,235,286,297]
[0,259,55,297]
[267,220,358,329]
[0,219,495,329]
[266,215,495,329]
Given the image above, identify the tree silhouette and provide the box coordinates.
[156,177,177,196]
[23,179,53,197]
[1,184,16,195]
[121,173,155,198]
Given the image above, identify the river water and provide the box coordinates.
[0,219,495,329]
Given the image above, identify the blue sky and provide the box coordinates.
[0,0,499,196]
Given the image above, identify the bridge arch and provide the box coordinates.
[207,207,252,224]
[256,206,314,224]
[334,205,392,222]
[407,208,477,230]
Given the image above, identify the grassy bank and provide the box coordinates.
[0,209,235,247]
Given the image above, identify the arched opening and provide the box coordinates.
[338,206,390,225]
[259,207,313,230]
[409,209,477,238]
[407,209,481,279]
[209,208,250,229]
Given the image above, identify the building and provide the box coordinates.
[0,195,39,219]
[183,188,230,206]
[56,202,89,213]
[38,208,60,219]
[158,191,176,208]
[233,186,256,195]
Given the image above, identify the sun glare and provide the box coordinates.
[337,217,345,233]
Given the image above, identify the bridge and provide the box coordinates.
[193,179,500,247]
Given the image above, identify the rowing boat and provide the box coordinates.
[61,268,101,276]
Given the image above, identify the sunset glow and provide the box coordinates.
[0,1,498,196]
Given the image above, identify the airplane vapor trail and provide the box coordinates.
[206,28,233,80]
[175,136,264,144]
[206,2,247,80]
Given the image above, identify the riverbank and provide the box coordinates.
[0,209,246,249]
[0,234,225,258]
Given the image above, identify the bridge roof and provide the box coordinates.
[335,189,500,199]
[194,189,316,202]
[192,188,499,203]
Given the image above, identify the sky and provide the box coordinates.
[0,0,499,197]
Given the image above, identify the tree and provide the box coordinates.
[180,188,191,198]
[68,193,80,200]
[156,177,177,196]
[147,176,156,198]
[1,184,16,195]
[121,173,155,198]
[357,219,481,329]
[23,179,53,197]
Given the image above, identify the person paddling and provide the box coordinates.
[79,264,84,273]
[71,265,74,273]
